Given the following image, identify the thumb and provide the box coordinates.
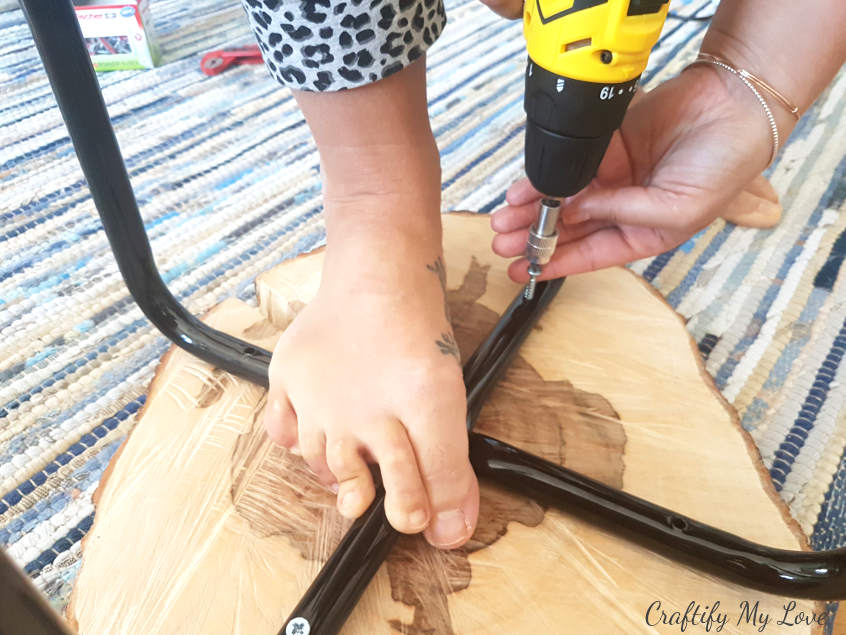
[565,185,692,231]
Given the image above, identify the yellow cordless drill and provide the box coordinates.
[522,0,669,297]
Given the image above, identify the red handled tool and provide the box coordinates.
[200,45,262,76]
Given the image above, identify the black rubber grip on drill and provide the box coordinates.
[523,59,638,197]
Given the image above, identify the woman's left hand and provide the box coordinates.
[489,64,781,282]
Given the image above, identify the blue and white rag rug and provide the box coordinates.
[1,0,845,625]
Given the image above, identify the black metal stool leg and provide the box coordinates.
[19,0,272,388]
[0,549,72,635]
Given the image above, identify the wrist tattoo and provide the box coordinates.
[426,256,451,323]
[427,257,460,364]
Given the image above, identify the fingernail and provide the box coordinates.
[407,508,429,530]
[329,482,339,494]
[490,211,503,230]
[428,509,470,547]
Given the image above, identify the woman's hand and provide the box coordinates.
[490,63,782,282]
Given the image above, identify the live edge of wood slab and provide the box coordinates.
[67,212,822,635]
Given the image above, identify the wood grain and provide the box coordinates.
[68,213,818,634]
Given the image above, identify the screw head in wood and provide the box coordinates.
[286,617,310,635]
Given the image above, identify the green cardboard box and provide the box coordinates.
[73,0,160,70]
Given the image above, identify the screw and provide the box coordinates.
[286,617,310,635]
[523,276,537,300]
[600,50,612,64]
[524,263,542,300]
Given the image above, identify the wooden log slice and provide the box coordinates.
[68,213,819,634]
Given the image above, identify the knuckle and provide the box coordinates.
[385,511,415,533]
[386,496,428,525]
[423,461,474,497]
[378,423,411,453]
[606,207,623,227]
[263,410,297,446]
[645,228,671,253]
[267,426,297,448]
[279,407,299,431]
[380,448,412,474]
[299,436,325,464]
[325,438,351,468]
[336,472,365,489]
[388,483,427,508]
[304,457,330,480]
[302,450,325,471]
[424,463,467,492]
[576,239,599,272]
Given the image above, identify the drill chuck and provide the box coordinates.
[526,198,560,266]
[523,198,560,300]
[524,61,638,198]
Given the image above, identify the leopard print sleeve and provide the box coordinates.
[241,0,447,91]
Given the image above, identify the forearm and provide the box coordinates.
[702,0,846,139]
[293,57,442,280]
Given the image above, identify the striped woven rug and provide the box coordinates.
[2,0,845,622]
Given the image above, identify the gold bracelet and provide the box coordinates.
[696,53,800,119]
[686,52,800,166]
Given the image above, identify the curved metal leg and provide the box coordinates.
[0,549,72,635]
[471,434,846,600]
[19,0,272,388]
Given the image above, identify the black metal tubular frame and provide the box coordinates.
[17,1,272,389]
[0,548,73,635]
[9,1,846,634]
